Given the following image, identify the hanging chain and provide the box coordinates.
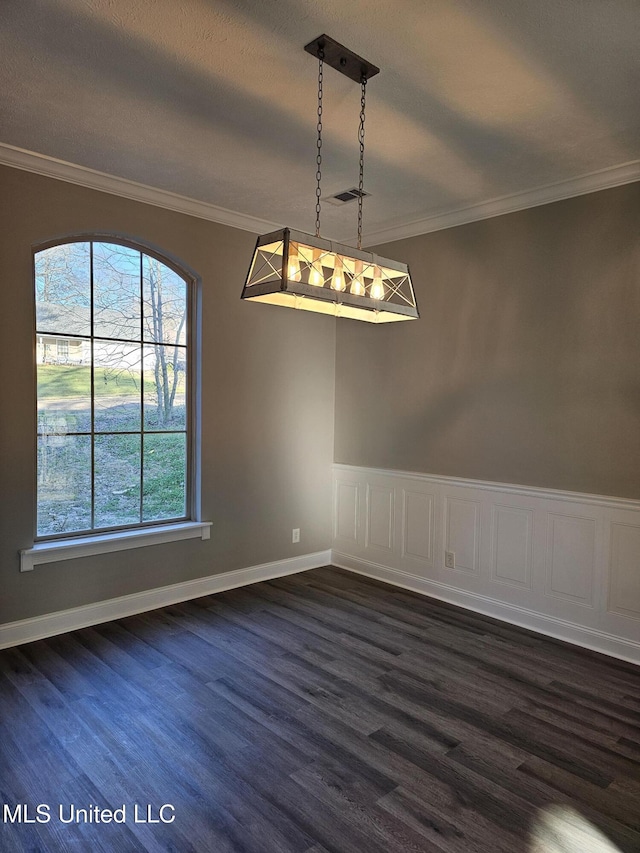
[315,50,324,238]
[357,75,367,250]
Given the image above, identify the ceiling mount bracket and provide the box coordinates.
[304,35,380,83]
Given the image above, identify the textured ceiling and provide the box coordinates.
[1,0,638,242]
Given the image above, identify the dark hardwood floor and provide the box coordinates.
[1,566,639,852]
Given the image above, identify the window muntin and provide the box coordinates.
[35,239,191,538]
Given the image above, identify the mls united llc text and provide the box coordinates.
[3,803,176,824]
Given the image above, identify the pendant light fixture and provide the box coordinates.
[241,35,419,323]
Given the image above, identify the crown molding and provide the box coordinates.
[0,143,281,236]
[1,143,637,245]
[359,159,640,247]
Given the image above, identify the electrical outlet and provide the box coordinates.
[444,550,455,569]
[292,528,300,543]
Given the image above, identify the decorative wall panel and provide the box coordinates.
[332,465,640,664]
[334,481,359,543]
[609,522,640,619]
[444,497,480,574]
[545,513,595,606]
[366,486,394,551]
[491,505,533,589]
[402,490,434,564]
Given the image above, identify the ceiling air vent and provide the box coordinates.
[325,187,370,206]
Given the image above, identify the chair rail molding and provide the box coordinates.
[331,464,640,665]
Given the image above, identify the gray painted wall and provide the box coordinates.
[0,166,335,624]
[335,182,640,498]
[2,167,638,628]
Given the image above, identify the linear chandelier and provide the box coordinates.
[242,35,419,323]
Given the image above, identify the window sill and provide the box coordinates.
[20,521,212,572]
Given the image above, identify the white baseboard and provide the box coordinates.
[0,550,331,650]
[332,551,640,667]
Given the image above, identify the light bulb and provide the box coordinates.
[370,266,384,300]
[331,255,345,292]
[287,244,301,282]
[350,259,365,296]
[309,248,324,286]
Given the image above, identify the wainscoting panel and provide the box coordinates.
[401,490,435,568]
[332,465,640,665]
[608,520,640,620]
[490,505,533,589]
[545,512,596,607]
[334,480,359,545]
[444,497,480,575]
[365,485,394,552]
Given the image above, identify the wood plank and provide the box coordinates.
[0,565,639,851]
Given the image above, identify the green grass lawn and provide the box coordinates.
[38,364,185,397]
[37,365,187,535]
[37,431,186,535]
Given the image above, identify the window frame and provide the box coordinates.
[32,233,201,543]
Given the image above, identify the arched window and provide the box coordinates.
[34,238,194,538]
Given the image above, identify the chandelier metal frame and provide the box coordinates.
[241,35,419,324]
